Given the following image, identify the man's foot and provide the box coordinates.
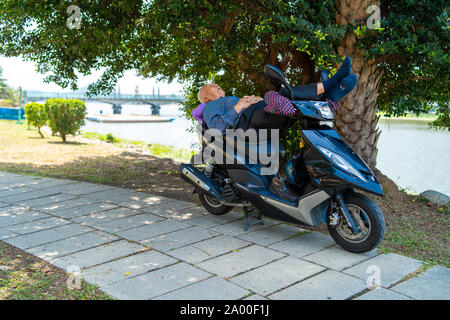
[326,73,357,102]
[322,56,351,92]
[269,177,299,202]
[264,91,296,117]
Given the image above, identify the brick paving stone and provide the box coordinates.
[390,266,450,300]
[184,211,243,229]
[101,262,211,300]
[35,198,99,214]
[93,213,165,233]
[149,205,209,222]
[27,231,118,261]
[0,228,18,240]
[229,256,325,296]
[51,240,146,270]
[5,223,94,250]
[5,216,70,235]
[155,277,250,300]
[0,188,61,203]
[167,235,252,264]
[81,250,178,287]
[72,207,142,226]
[116,219,190,242]
[141,226,219,252]
[343,253,423,288]
[0,206,49,228]
[50,202,119,219]
[355,288,413,300]
[17,193,77,208]
[268,270,366,300]
[304,246,378,271]
[210,218,278,236]
[268,232,335,258]
[236,223,307,246]
[196,245,285,279]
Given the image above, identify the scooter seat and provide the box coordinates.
[195,123,283,166]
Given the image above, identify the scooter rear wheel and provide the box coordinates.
[198,166,233,215]
[199,193,233,215]
[327,192,385,253]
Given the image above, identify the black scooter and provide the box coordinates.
[180,65,385,253]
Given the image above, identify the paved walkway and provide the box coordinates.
[0,172,448,300]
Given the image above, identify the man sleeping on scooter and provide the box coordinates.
[194,56,357,202]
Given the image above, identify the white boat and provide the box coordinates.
[86,114,175,123]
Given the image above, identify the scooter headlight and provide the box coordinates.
[317,145,367,182]
[314,102,334,120]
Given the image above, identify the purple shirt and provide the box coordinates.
[191,103,206,125]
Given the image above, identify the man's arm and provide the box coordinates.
[207,108,239,134]
[233,96,263,113]
[205,97,257,133]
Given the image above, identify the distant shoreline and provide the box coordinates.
[378,116,436,122]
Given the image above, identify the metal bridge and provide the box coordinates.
[23,90,185,115]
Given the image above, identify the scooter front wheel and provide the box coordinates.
[327,192,385,253]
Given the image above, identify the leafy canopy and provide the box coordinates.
[0,0,448,127]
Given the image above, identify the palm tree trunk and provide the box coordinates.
[335,0,382,168]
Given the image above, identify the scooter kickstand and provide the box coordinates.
[243,207,264,232]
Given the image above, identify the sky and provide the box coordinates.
[0,56,184,95]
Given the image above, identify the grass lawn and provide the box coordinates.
[377,111,438,121]
[0,120,198,202]
[0,241,112,300]
[0,119,448,299]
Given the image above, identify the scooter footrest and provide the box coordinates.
[250,188,298,206]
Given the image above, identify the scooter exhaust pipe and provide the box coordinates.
[179,164,222,201]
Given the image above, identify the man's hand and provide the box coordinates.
[234,95,264,113]
[247,95,264,104]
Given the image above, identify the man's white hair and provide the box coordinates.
[197,85,207,103]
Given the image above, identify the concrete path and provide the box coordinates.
[0,172,448,300]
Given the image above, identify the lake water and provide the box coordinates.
[82,102,450,196]
[376,119,449,196]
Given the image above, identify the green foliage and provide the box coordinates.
[24,102,47,138]
[0,0,448,133]
[0,99,13,107]
[44,99,87,143]
[357,1,449,122]
[429,102,450,131]
[0,66,18,105]
[105,133,118,143]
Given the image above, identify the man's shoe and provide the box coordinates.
[326,73,357,102]
[269,177,299,202]
[322,56,352,92]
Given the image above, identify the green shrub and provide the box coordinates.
[105,133,117,143]
[44,98,87,143]
[24,102,47,138]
